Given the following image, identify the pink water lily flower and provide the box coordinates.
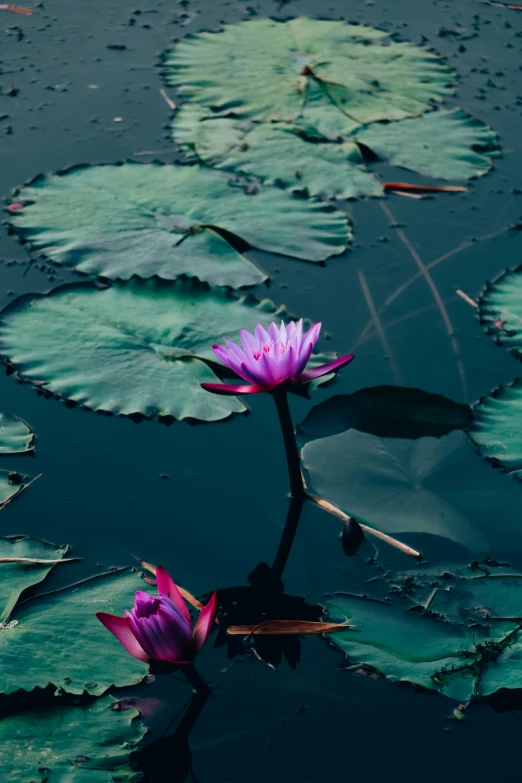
[202,320,354,395]
[97,567,217,665]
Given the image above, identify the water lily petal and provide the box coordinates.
[298,354,355,382]
[300,322,321,355]
[193,591,218,652]
[201,382,267,395]
[268,322,280,342]
[240,328,258,353]
[292,339,315,378]
[255,323,271,346]
[96,612,149,662]
[156,566,191,625]
[211,345,246,378]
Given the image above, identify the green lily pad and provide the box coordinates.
[326,562,522,701]
[165,18,453,127]
[0,536,69,622]
[0,413,33,454]
[0,277,332,422]
[0,568,148,695]
[297,385,471,444]
[0,695,146,782]
[172,105,382,200]
[469,381,522,477]
[0,471,32,514]
[353,108,499,180]
[10,163,350,288]
[301,428,522,551]
[478,266,522,358]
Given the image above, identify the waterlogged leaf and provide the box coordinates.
[0,568,148,695]
[0,278,331,422]
[297,385,471,444]
[0,695,146,782]
[326,562,522,701]
[172,105,382,200]
[354,109,499,180]
[226,620,351,635]
[301,428,522,551]
[10,163,349,288]
[0,413,33,453]
[469,381,522,476]
[478,266,522,358]
[0,536,69,621]
[165,18,453,127]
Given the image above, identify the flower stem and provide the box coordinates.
[271,388,305,579]
[272,388,304,500]
[183,663,211,696]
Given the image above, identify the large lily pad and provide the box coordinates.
[0,536,69,622]
[0,568,148,695]
[9,163,350,288]
[0,695,146,782]
[297,385,471,444]
[354,108,499,180]
[0,278,332,422]
[469,381,522,477]
[172,105,382,200]
[326,562,522,701]
[301,428,522,551]
[165,18,453,127]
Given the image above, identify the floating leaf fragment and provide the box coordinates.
[227,620,353,636]
[0,4,32,14]
[384,182,467,193]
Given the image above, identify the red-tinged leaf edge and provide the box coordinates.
[226,620,354,638]
[384,182,467,193]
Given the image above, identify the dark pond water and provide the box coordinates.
[1,0,522,779]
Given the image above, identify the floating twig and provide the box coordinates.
[159,88,176,110]
[0,473,41,512]
[456,289,478,308]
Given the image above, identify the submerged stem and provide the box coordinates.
[271,494,304,579]
[183,663,211,696]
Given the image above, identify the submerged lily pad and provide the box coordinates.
[172,105,382,200]
[0,278,333,422]
[301,428,522,551]
[354,108,499,180]
[326,562,522,701]
[297,386,471,444]
[0,568,148,695]
[0,695,146,782]
[0,536,69,622]
[165,18,453,127]
[10,163,350,288]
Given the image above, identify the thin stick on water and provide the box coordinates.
[0,473,42,512]
[159,88,176,110]
[456,289,478,308]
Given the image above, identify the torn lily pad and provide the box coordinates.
[0,413,33,454]
[172,105,382,200]
[0,536,69,622]
[165,18,453,128]
[478,266,522,359]
[0,278,334,422]
[354,108,499,180]
[9,163,350,288]
[0,695,146,782]
[0,568,148,695]
[326,561,522,702]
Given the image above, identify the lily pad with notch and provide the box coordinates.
[164,18,454,128]
[9,162,350,289]
[0,277,337,422]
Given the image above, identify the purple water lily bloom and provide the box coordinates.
[201,319,354,395]
[97,567,217,665]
